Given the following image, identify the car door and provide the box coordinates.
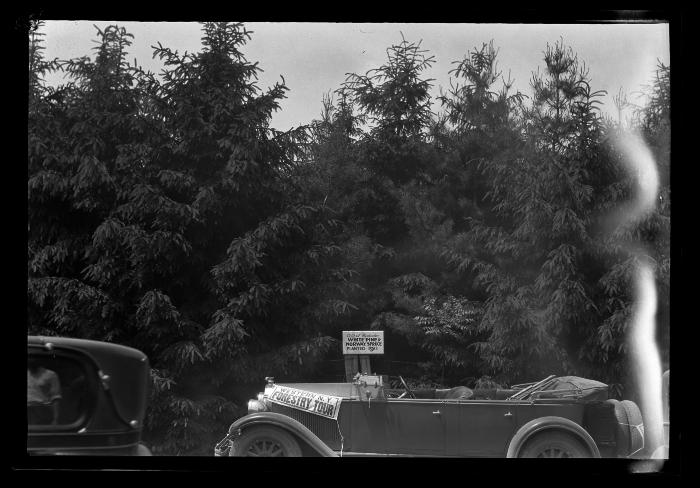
[446,400,518,456]
[27,346,100,453]
[383,398,446,455]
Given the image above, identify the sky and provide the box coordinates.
[38,21,670,131]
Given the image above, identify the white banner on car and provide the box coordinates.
[266,385,343,420]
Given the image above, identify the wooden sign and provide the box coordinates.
[342,331,384,354]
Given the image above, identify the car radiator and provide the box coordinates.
[269,403,343,450]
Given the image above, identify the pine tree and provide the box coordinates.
[446,40,608,383]
[437,41,525,234]
[585,62,671,389]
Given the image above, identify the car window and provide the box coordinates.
[27,352,95,429]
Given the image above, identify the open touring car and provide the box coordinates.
[215,373,647,458]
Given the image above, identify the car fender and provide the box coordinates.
[227,412,338,457]
[136,443,153,456]
[506,415,601,458]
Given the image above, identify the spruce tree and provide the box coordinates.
[28,22,348,454]
[300,36,489,386]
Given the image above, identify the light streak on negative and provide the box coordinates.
[613,130,666,459]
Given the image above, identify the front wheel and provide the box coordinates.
[230,426,302,457]
[519,431,591,458]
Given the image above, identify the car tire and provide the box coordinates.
[650,444,668,459]
[136,443,153,456]
[606,398,630,457]
[230,426,302,457]
[621,400,644,458]
[519,431,591,458]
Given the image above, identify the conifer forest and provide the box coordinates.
[28,22,670,455]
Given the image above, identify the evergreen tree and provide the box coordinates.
[437,41,525,228]
[343,34,436,184]
[300,37,492,385]
[585,62,671,389]
[28,22,347,455]
[446,40,608,383]
[29,24,671,448]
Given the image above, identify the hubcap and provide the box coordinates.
[246,439,286,457]
[537,447,572,458]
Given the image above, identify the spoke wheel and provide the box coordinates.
[537,447,574,458]
[246,438,287,457]
[519,431,590,458]
[230,426,302,457]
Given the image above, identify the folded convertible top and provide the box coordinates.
[538,376,609,401]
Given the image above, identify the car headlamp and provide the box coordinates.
[247,399,268,414]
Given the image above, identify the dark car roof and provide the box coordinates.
[28,335,147,362]
[28,336,150,427]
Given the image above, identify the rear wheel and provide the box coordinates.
[519,431,590,458]
[230,426,302,457]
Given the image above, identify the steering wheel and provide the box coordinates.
[398,375,415,399]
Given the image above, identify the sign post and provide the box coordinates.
[342,331,384,382]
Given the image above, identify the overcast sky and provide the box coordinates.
[38,21,670,131]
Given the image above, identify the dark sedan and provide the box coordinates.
[27,336,151,456]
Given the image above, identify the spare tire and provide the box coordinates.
[621,400,645,458]
[662,370,670,447]
[650,444,668,459]
[606,399,630,457]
